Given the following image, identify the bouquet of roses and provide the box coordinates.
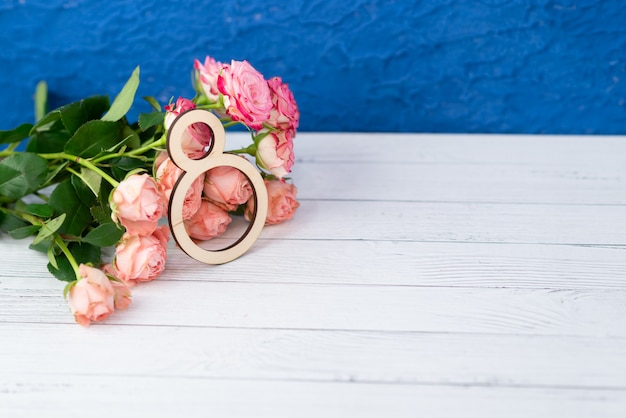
[0,56,300,326]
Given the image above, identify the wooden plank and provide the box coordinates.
[255,200,626,245]
[1,324,625,389]
[288,133,626,165]
[292,160,626,204]
[2,278,626,337]
[3,230,626,291]
[164,240,626,289]
[2,374,624,418]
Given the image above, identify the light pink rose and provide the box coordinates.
[246,179,300,225]
[153,150,169,174]
[156,157,203,220]
[113,225,170,286]
[102,264,133,309]
[165,97,213,159]
[68,264,116,326]
[203,165,254,211]
[256,129,295,178]
[217,60,272,130]
[111,279,132,310]
[111,174,165,236]
[184,200,232,241]
[194,56,223,102]
[267,77,300,130]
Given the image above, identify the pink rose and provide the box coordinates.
[256,129,295,178]
[153,150,169,173]
[184,200,232,240]
[203,165,254,211]
[113,225,170,286]
[156,157,203,220]
[111,279,132,310]
[68,264,116,326]
[102,264,133,310]
[246,179,300,225]
[111,174,165,236]
[267,77,300,130]
[194,56,223,102]
[164,97,213,159]
[217,60,272,130]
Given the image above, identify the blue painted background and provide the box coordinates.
[1,0,625,133]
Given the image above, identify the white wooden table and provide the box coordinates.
[1,133,626,417]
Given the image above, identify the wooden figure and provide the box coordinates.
[166,109,268,264]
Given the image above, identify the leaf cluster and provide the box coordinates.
[0,66,166,282]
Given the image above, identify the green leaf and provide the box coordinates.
[78,167,101,197]
[33,213,66,245]
[47,244,59,269]
[29,235,54,253]
[64,120,123,158]
[0,213,28,233]
[71,173,98,207]
[34,81,48,122]
[0,153,49,199]
[30,111,61,134]
[0,123,33,145]
[70,241,101,266]
[48,179,93,236]
[90,206,111,225]
[46,241,101,283]
[121,125,141,149]
[102,66,140,122]
[26,128,71,154]
[43,161,69,187]
[90,180,114,224]
[138,112,165,131]
[24,203,54,218]
[142,96,162,112]
[48,255,76,282]
[60,95,110,135]
[8,224,41,239]
[82,222,124,247]
[111,156,148,180]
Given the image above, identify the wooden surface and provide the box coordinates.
[1,133,625,417]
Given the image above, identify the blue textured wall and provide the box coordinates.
[1,0,625,133]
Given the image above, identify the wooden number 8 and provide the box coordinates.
[166,109,268,264]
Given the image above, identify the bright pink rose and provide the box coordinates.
[203,165,254,211]
[164,97,213,159]
[184,200,232,241]
[217,60,272,130]
[256,129,295,178]
[195,56,223,102]
[111,174,165,236]
[156,157,203,220]
[246,179,300,225]
[113,225,170,286]
[267,77,299,130]
[68,264,116,326]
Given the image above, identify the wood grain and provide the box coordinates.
[2,134,625,417]
[3,374,625,418]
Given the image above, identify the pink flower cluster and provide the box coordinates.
[155,153,299,241]
[66,55,302,327]
[194,57,300,179]
[68,173,171,326]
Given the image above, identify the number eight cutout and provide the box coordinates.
[166,109,268,264]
